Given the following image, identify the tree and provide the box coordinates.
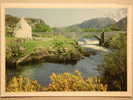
[97,33,127,91]
[94,32,105,46]
[33,24,52,32]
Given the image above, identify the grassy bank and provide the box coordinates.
[6,35,89,67]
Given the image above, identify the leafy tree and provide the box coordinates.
[33,24,52,32]
[109,33,126,49]
[97,33,127,91]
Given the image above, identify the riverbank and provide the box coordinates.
[7,53,103,86]
[6,35,92,67]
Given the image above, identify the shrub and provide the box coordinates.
[45,71,107,91]
[97,33,127,91]
[6,71,108,92]
[103,33,126,48]
[6,76,44,92]
[109,33,126,49]
[6,38,26,67]
[6,39,25,58]
[6,36,84,66]
[32,24,52,32]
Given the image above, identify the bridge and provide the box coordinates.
[78,36,109,53]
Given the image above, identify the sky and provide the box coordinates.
[6,8,127,27]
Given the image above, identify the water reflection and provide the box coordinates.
[7,52,104,86]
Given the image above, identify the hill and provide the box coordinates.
[107,17,127,31]
[69,17,116,29]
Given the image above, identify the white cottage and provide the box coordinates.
[14,18,32,39]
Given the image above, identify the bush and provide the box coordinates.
[6,76,44,92]
[103,33,126,48]
[6,71,108,92]
[6,39,25,58]
[6,38,26,67]
[45,71,107,91]
[6,26,14,37]
[109,25,121,31]
[109,33,126,49]
[32,24,52,32]
[6,36,84,66]
[97,33,127,91]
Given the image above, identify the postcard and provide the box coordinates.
[0,3,132,97]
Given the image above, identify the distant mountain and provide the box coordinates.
[5,15,52,35]
[69,17,116,29]
[108,17,127,31]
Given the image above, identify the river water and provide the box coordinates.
[7,38,108,86]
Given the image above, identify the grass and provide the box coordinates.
[6,34,85,66]
[6,35,78,57]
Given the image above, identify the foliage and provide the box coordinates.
[109,33,126,49]
[6,38,27,68]
[6,76,44,92]
[5,14,52,36]
[6,35,84,66]
[103,33,126,48]
[25,35,77,54]
[6,35,76,56]
[45,71,107,91]
[97,33,127,91]
[33,33,56,38]
[32,23,52,32]
[6,38,26,61]
[103,27,112,32]
[5,15,19,36]
[6,25,15,36]
[6,71,108,92]
[107,25,121,31]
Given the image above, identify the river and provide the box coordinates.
[7,38,108,86]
